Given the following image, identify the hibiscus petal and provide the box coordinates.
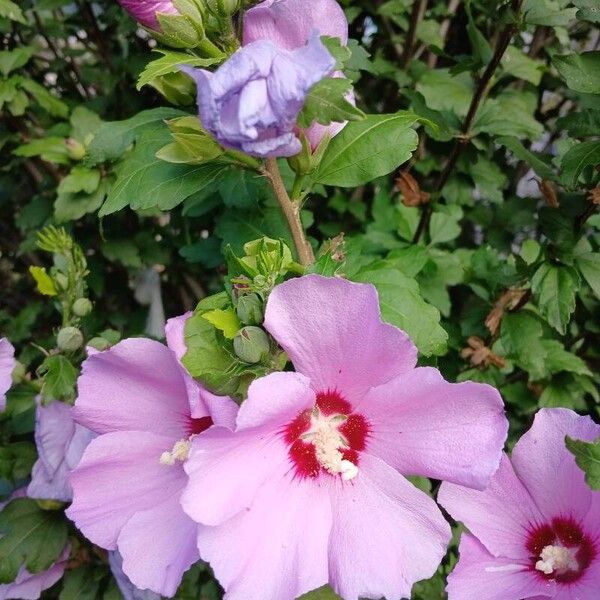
[182,427,290,526]
[551,555,600,600]
[446,534,554,600]
[195,462,331,600]
[511,408,600,523]
[243,0,348,50]
[264,275,417,404]
[118,496,199,597]
[108,551,161,600]
[73,338,191,438]
[358,367,507,489]
[438,455,545,560]
[0,338,15,412]
[328,454,450,599]
[117,0,178,30]
[67,431,187,549]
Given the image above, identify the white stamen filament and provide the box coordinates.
[535,545,578,575]
[160,439,191,466]
[305,415,359,480]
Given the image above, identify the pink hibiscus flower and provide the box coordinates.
[66,314,238,597]
[181,274,508,600]
[0,337,15,412]
[438,408,600,600]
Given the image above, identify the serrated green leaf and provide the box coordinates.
[29,266,57,296]
[202,308,241,340]
[297,77,364,129]
[138,50,220,90]
[0,499,68,583]
[497,136,555,180]
[39,355,78,401]
[0,47,33,77]
[566,436,600,490]
[552,51,600,95]
[531,263,580,334]
[314,112,419,187]
[556,109,600,137]
[0,0,26,23]
[13,137,71,165]
[501,312,547,380]
[560,140,600,188]
[576,252,600,298]
[19,78,69,118]
[501,46,544,85]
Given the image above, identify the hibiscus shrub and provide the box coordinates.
[1,1,599,599]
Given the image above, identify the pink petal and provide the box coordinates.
[328,454,450,599]
[243,0,348,50]
[195,461,331,600]
[165,312,238,428]
[182,427,289,526]
[0,338,15,412]
[237,371,315,430]
[73,338,191,438]
[118,496,199,597]
[264,275,417,404]
[438,455,545,560]
[67,431,187,549]
[358,367,508,489]
[511,408,600,523]
[446,534,554,600]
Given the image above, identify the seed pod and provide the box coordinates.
[57,327,84,352]
[236,293,264,326]
[72,298,93,317]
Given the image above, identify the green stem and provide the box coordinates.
[291,174,305,201]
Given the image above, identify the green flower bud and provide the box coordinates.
[87,337,111,351]
[206,0,240,17]
[72,298,93,317]
[11,361,26,384]
[236,293,264,326]
[287,130,312,176]
[233,326,270,364]
[65,138,86,161]
[54,273,69,291]
[57,327,83,352]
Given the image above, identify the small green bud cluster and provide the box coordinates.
[233,326,270,364]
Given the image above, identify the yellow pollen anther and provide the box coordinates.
[159,439,191,466]
[535,545,578,575]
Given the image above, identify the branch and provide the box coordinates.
[264,158,314,267]
[401,0,428,68]
[413,0,524,243]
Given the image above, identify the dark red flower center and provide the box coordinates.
[526,517,596,583]
[188,416,213,436]
[283,389,369,480]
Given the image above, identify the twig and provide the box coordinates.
[263,159,314,266]
[401,0,428,68]
[427,0,461,68]
[413,0,524,243]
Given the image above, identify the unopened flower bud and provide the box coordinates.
[54,273,69,291]
[11,361,26,384]
[233,326,270,364]
[87,337,111,351]
[65,138,86,161]
[72,298,93,317]
[206,0,240,17]
[57,327,83,352]
[236,294,264,325]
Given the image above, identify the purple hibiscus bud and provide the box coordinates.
[108,552,161,600]
[27,400,95,503]
[117,0,179,30]
[183,32,335,157]
[243,0,348,49]
[0,546,69,600]
[243,0,351,151]
[0,338,15,413]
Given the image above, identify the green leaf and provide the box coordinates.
[202,308,241,340]
[552,51,600,95]
[429,205,462,245]
[574,0,600,22]
[0,47,33,77]
[416,69,473,117]
[531,263,580,334]
[19,78,69,118]
[138,50,220,90]
[157,116,224,164]
[29,266,57,296]
[297,77,364,128]
[541,339,592,377]
[87,107,185,164]
[559,141,600,188]
[566,436,600,490]
[0,442,37,484]
[58,167,101,196]
[100,124,225,215]
[501,312,547,380]
[55,181,107,223]
[0,0,26,23]
[520,239,541,265]
[501,46,544,85]
[320,36,352,69]
[0,498,68,583]
[354,262,448,356]
[497,136,555,180]
[556,109,600,137]
[298,586,341,600]
[13,137,71,165]
[39,355,78,401]
[101,239,142,268]
[182,308,241,396]
[59,566,100,600]
[314,112,419,187]
[524,0,578,26]
[576,252,600,298]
